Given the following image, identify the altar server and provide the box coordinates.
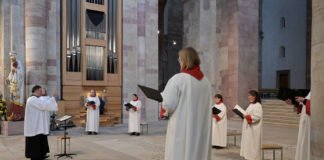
[161,47,213,160]
[24,85,58,160]
[295,92,311,160]
[128,94,142,136]
[212,94,227,148]
[85,89,100,135]
[240,90,263,160]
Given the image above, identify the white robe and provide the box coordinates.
[295,92,311,160]
[7,60,24,105]
[24,96,58,137]
[212,103,227,147]
[85,96,100,132]
[128,100,142,133]
[240,102,263,160]
[161,73,212,160]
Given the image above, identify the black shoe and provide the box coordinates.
[213,146,225,149]
[136,133,140,136]
[43,154,50,159]
[87,132,92,135]
[93,132,98,135]
[130,132,136,136]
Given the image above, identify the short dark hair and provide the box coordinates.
[32,85,42,93]
[214,94,223,101]
[249,90,261,104]
[132,94,138,98]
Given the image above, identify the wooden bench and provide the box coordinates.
[262,144,283,160]
[227,131,241,146]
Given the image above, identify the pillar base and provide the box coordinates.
[1,121,24,136]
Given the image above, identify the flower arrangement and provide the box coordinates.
[0,98,7,121]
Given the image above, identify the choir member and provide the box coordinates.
[295,92,311,160]
[128,94,142,136]
[24,85,58,160]
[85,89,100,135]
[240,90,263,160]
[212,94,227,148]
[161,47,213,160]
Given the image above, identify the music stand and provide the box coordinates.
[137,85,164,120]
[54,115,76,159]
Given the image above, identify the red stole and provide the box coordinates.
[181,66,204,80]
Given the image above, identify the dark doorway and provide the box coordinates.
[277,70,290,88]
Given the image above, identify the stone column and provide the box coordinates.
[0,0,25,100]
[183,0,259,112]
[46,0,61,96]
[10,0,25,62]
[123,0,159,123]
[0,0,12,97]
[25,0,48,95]
[311,1,324,159]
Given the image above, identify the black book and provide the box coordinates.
[87,101,96,105]
[138,85,163,102]
[124,103,134,111]
[232,105,246,120]
[277,88,310,107]
[212,107,221,115]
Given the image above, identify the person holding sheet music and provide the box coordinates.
[161,47,212,160]
[239,90,263,160]
[24,85,58,160]
[84,89,100,135]
[127,94,142,136]
[212,94,227,148]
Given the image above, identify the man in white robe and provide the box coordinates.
[212,94,227,148]
[128,94,142,136]
[85,89,100,135]
[161,47,212,160]
[295,92,311,160]
[240,90,263,160]
[24,85,58,160]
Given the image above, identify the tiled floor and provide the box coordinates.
[0,120,298,160]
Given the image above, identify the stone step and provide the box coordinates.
[262,99,287,105]
[263,117,299,124]
[263,121,299,127]
[263,115,299,121]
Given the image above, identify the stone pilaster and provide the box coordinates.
[0,0,25,101]
[46,0,61,96]
[0,0,11,97]
[183,0,218,95]
[183,0,259,113]
[123,0,159,123]
[25,0,48,95]
[311,0,324,159]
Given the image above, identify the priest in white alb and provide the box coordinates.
[240,90,263,160]
[161,47,212,160]
[24,85,58,160]
[127,94,142,136]
[295,92,311,160]
[212,94,227,148]
[85,89,100,135]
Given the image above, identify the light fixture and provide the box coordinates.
[173,40,177,45]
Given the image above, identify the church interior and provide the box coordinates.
[0,0,324,159]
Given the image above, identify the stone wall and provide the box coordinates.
[123,0,159,123]
[0,0,25,100]
[183,0,259,113]
[0,0,61,100]
[311,0,324,159]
